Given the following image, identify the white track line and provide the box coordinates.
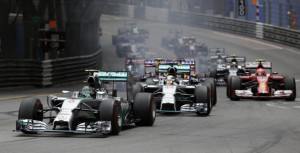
[266,103,290,110]
[213,32,284,50]
[285,48,300,55]
[296,80,300,82]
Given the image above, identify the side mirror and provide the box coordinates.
[62,90,70,94]
[244,72,250,76]
[112,89,117,97]
[272,72,278,75]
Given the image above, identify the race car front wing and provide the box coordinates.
[15,119,111,135]
[235,90,293,98]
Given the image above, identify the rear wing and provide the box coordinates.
[245,62,272,69]
[225,57,246,66]
[209,48,225,55]
[93,71,129,82]
[144,59,174,67]
[125,59,145,66]
[210,55,227,59]
[158,64,191,73]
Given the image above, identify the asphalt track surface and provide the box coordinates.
[0,15,300,153]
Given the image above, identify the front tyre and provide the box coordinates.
[229,76,241,101]
[195,86,211,116]
[17,98,43,133]
[99,100,122,135]
[284,77,296,101]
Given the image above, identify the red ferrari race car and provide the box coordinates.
[227,60,296,101]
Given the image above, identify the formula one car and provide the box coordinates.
[173,36,208,57]
[227,60,296,101]
[116,42,151,58]
[207,48,227,71]
[112,22,149,45]
[140,58,196,81]
[134,64,215,115]
[125,58,145,77]
[209,55,246,85]
[161,29,183,49]
[16,71,155,135]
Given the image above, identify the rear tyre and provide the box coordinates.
[133,93,156,126]
[204,78,217,106]
[18,98,43,133]
[210,68,217,79]
[133,84,142,99]
[226,76,232,98]
[196,73,206,79]
[99,100,122,135]
[229,77,241,101]
[284,77,296,101]
[145,78,155,85]
[112,35,118,46]
[195,86,211,116]
[205,72,211,77]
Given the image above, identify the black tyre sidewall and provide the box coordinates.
[230,77,241,100]
[99,100,121,135]
[284,77,296,101]
[18,98,43,121]
[195,86,211,116]
[133,93,155,126]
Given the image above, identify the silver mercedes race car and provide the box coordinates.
[15,71,155,136]
[134,64,214,116]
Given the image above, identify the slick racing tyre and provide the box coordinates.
[195,85,211,116]
[112,35,118,46]
[196,73,206,79]
[99,100,122,135]
[210,68,217,79]
[205,71,211,77]
[227,76,232,98]
[229,76,241,101]
[133,93,156,126]
[133,84,142,100]
[145,78,155,85]
[17,98,43,133]
[284,77,296,101]
[203,78,217,106]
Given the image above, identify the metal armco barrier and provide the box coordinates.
[43,49,102,86]
[104,3,300,49]
[0,49,102,88]
[0,60,42,87]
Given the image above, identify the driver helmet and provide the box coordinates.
[231,59,238,67]
[256,68,266,76]
[127,65,133,71]
[167,67,177,76]
[165,75,175,85]
[217,59,223,64]
[81,86,93,98]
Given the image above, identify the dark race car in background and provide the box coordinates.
[209,55,246,86]
[112,22,149,46]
